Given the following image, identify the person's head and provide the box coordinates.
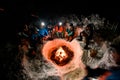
[87,23,94,30]
[23,24,29,31]
[65,22,70,27]
[77,23,83,28]
[70,23,73,27]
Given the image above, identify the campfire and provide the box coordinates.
[50,46,74,66]
[42,39,87,80]
[55,47,67,62]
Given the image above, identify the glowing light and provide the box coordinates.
[42,39,87,80]
[41,22,45,26]
[50,45,74,66]
[55,47,68,62]
[59,22,62,26]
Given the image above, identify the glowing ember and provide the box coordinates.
[50,46,74,66]
[55,47,68,62]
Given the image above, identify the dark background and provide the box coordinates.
[0,0,120,42]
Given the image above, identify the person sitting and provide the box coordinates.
[102,36,120,80]
[83,36,120,80]
[84,24,94,49]
[31,28,40,47]
[65,23,74,41]
[38,24,49,43]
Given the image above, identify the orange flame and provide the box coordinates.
[55,47,68,62]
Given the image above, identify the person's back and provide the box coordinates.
[38,28,48,38]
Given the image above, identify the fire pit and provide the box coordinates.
[42,39,87,80]
[50,46,74,66]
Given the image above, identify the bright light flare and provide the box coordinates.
[41,22,45,26]
[55,47,68,62]
[59,22,62,26]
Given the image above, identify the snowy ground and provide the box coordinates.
[21,37,105,80]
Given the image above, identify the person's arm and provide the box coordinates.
[68,31,73,36]
[45,29,48,36]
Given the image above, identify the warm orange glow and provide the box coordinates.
[42,39,87,80]
[55,47,68,62]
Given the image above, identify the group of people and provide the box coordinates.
[52,22,78,41]
[17,21,81,58]
[17,18,120,80]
